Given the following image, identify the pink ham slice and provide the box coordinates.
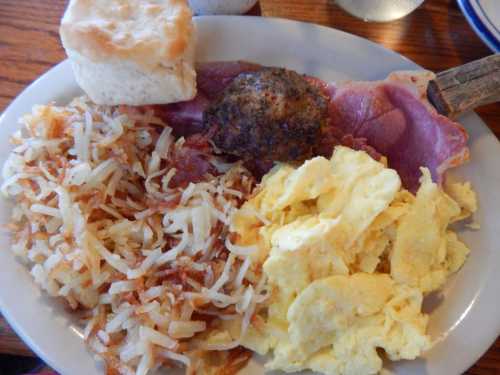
[328,71,469,191]
[196,61,261,97]
[154,94,209,137]
[153,62,469,191]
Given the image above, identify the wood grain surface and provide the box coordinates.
[0,0,498,373]
[427,54,500,118]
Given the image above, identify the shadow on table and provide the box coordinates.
[0,354,45,374]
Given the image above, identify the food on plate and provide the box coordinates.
[1,98,265,374]
[327,71,469,191]
[1,56,479,374]
[156,62,469,191]
[1,46,479,373]
[205,67,329,161]
[2,4,479,372]
[1,74,478,374]
[229,146,477,374]
[60,0,196,106]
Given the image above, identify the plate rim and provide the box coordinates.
[457,0,500,52]
[0,15,499,375]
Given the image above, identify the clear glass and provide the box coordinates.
[335,0,426,22]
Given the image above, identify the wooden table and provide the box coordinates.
[0,0,498,373]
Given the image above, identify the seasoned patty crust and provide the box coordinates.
[203,67,329,161]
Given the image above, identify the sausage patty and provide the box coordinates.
[203,67,329,161]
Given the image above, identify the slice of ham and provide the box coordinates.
[302,76,385,162]
[169,134,217,188]
[153,62,469,191]
[196,61,261,98]
[154,94,209,138]
[328,71,469,191]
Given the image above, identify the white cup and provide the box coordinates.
[189,0,258,15]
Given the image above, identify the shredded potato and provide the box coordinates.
[2,97,265,375]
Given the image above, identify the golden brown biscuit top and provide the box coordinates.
[60,0,194,69]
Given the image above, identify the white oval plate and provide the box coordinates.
[0,16,499,375]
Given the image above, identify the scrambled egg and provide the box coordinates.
[229,146,477,375]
